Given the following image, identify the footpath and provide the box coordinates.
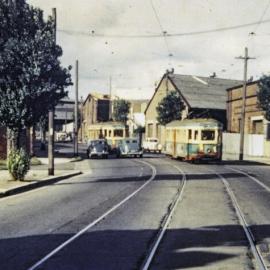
[0,156,91,198]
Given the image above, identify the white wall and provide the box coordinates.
[223,132,264,159]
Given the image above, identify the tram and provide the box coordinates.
[86,121,128,150]
[165,118,222,162]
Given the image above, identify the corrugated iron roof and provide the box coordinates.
[169,74,242,110]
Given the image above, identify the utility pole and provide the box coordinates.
[80,96,83,142]
[236,47,255,161]
[48,7,56,176]
[109,75,112,120]
[74,60,79,156]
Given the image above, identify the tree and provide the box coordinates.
[156,91,185,125]
[258,75,270,120]
[0,0,72,149]
[113,99,130,124]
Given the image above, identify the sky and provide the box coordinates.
[27,0,270,100]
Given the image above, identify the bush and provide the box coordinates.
[7,148,30,181]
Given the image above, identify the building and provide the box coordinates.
[127,99,148,136]
[227,81,268,135]
[224,80,270,158]
[145,72,241,146]
[54,98,75,132]
[81,93,111,142]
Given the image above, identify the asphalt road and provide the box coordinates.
[0,150,270,269]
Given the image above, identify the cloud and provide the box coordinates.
[27,0,270,100]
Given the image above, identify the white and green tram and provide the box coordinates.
[165,118,222,162]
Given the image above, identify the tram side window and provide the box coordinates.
[188,129,192,140]
[104,129,107,137]
[114,129,124,137]
[194,130,198,140]
[201,130,215,140]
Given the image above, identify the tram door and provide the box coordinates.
[173,129,177,157]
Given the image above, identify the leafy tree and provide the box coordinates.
[258,75,270,120]
[156,91,185,125]
[0,0,72,149]
[113,99,130,124]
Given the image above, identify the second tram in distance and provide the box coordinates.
[165,118,222,162]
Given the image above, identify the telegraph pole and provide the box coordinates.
[236,47,255,161]
[48,7,57,176]
[74,60,79,156]
[109,75,112,120]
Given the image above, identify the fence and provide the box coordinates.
[222,132,265,159]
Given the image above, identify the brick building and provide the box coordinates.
[226,81,269,135]
[81,93,111,142]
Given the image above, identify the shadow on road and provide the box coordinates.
[1,224,269,270]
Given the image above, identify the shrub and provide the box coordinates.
[7,148,30,181]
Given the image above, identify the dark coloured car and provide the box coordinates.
[86,139,109,159]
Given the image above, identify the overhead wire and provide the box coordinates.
[149,0,170,53]
[246,0,270,65]
[57,18,270,38]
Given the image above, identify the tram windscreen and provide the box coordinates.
[201,130,215,140]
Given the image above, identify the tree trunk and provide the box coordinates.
[29,125,36,157]
[7,128,19,156]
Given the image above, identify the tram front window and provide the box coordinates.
[201,130,215,140]
[114,129,124,137]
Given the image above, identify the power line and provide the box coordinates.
[253,0,270,33]
[149,0,172,62]
[58,18,270,38]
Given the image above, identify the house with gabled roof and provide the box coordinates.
[145,71,241,147]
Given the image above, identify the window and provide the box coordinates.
[266,123,270,140]
[114,129,124,137]
[252,120,263,134]
[104,129,107,137]
[188,129,192,139]
[148,123,153,137]
[194,130,199,140]
[201,130,215,141]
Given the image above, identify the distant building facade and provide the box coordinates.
[54,99,75,131]
[127,99,148,136]
[81,93,111,142]
[224,81,270,158]
[226,81,268,135]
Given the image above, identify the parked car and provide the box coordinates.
[86,139,109,159]
[116,138,143,158]
[142,137,162,153]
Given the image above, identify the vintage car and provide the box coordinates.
[86,139,109,159]
[142,137,162,153]
[116,138,143,158]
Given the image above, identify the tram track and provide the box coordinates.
[192,162,270,269]
[227,166,270,193]
[27,159,157,270]
[216,172,268,270]
[141,163,186,270]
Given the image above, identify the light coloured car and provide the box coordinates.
[86,139,109,159]
[116,138,143,158]
[142,137,162,153]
